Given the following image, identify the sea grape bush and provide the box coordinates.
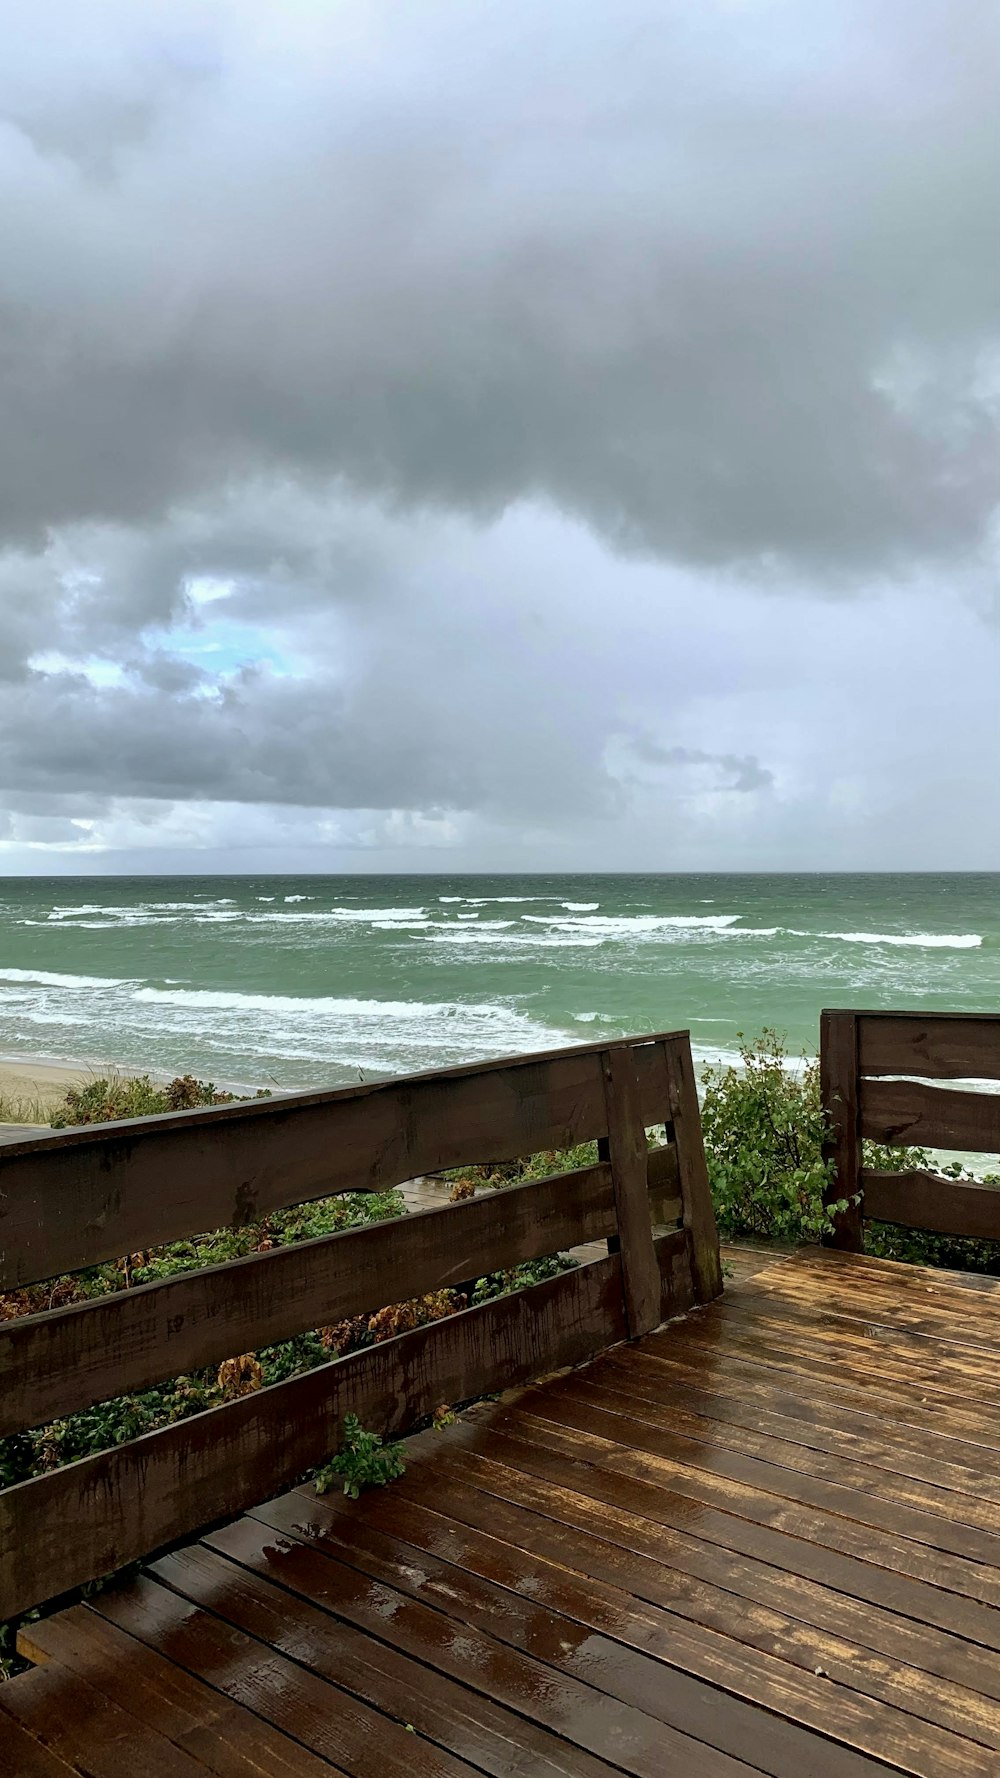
[700,1030,841,1243]
[701,1029,1000,1271]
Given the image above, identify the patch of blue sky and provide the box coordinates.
[154,616,296,679]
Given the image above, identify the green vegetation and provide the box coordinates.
[49,1070,266,1126]
[0,1093,50,1125]
[700,1029,1000,1271]
[314,1414,406,1499]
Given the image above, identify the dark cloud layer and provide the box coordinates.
[1,0,996,569]
[0,2,997,867]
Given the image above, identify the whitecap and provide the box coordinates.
[562,902,599,911]
[0,968,129,989]
[800,930,982,950]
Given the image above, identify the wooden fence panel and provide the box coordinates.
[820,1010,862,1251]
[0,1148,681,1437]
[664,1036,722,1299]
[0,1233,688,1624]
[862,1170,1000,1240]
[0,1035,675,1291]
[858,1014,1000,1081]
[860,1077,1000,1154]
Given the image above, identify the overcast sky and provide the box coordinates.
[1,0,997,873]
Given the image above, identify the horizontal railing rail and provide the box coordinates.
[821,1010,1000,1251]
[0,1031,720,1622]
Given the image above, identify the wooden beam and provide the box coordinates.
[0,1147,682,1438]
[820,1010,862,1251]
[858,1014,1000,1082]
[601,1049,661,1338]
[860,1078,1000,1154]
[0,1238,689,1622]
[0,1033,676,1291]
[664,1036,722,1300]
[862,1170,1000,1240]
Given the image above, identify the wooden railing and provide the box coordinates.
[0,1030,720,1622]
[821,1010,1000,1250]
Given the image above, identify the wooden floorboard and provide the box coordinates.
[8,1248,1000,1776]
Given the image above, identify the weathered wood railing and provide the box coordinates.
[0,1030,720,1622]
[821,1009,1000,1250]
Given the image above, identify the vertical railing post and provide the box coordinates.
[821,1009,863,1250]
[663,1036,722,1302]
[601,1046,662,1337]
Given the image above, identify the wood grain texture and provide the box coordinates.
[0,1239,689,1620]
[18,1606,342,1778]
[0,1032,676,1290]
[860,1076,1000,1153]
[0,1145,681,1439]
[858,1014,1000,1081]
[601,1047,661,1337]
[861,1169,1000,1238]
[664,1034,722,1299]
[821,1010,862,1249]
[8,1248,1000,1778]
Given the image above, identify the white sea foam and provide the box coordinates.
[562,902,599,911]
[0,968,128,989]
[438,896,464,902]
[284,894,315,902]
[803,930,982,950]
[465,896,554,905]
[522,913,741,935]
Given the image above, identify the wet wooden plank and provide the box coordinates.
[739,1257,1000,1356]
[0,1699,84,1778]
[601,1048,661,1336]
[0,1033,676,1290]
[19,1606,343,1778]
[860,1077,1000,1154]
[591,1344,1000,1505]
[505,1384,1000,1577]
[446,1413,1000,1650]
[424,1425,1000,1670]
[821,1010,862,1249]
[0,1659,214,1778]
[85,1567,611,1778]
[551,1363,1000,1534]
[1,1153,667,1436]
[701,1296,1000,1413]
[268,1473,1000,1760]
[0,1244,637,1621]
[796,1243,1000,1297]
[90,1573,476,1778]
[858,1014,1000,1081]
[151,1540,760,1778]
[663,1313,1000,1446]
[200,1513,888,1778]
[861,1170,1000,1239]
[369,1447,1000,1712]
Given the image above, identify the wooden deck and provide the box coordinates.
[7,1243,1000,1778]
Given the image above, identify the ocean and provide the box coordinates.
[0,873,997,1092]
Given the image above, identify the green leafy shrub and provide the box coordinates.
[701,1031,1000,1273]
[700,1030,843,1242]
[49,1071,245,1127]
[314,1414,406,1499]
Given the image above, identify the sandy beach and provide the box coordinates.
[0,1055,91,1123]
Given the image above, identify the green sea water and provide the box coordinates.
[1,874,997,1090]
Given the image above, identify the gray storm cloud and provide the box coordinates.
[1,0,996,568]
[0,0,997,866]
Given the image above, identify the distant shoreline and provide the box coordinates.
[0,1053,270,1123]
